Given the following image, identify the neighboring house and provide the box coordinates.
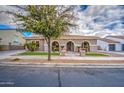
[97,38,120,51]
[98,36,124,51]
[0,24,26,51]
[0,38,2,42]
[25,35,99,52]
[106,36,124,51]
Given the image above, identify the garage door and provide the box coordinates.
[122,44,124,51]
[109,44,115,51]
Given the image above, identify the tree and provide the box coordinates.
[16,5,77,61]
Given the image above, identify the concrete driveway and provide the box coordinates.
[98,50,124,56]
[0,66,124,87]
[108,51,124,55]
[0,50,25,59]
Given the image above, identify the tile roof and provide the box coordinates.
[100,38,120,43]
[24,35,100,40]
[59,35,100,40]
[108,36,124,39]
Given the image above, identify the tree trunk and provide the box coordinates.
[48,38,51,61]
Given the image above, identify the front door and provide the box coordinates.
[67,41,74,51]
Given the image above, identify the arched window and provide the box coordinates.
[81,41,90,52]
[52,41,59,52]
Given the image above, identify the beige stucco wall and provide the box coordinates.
[0,30,26,46]
[51,39,98,52]
[39,39,44,51]
[26,38,98,52]
[90,45,98,52]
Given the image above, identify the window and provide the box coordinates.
[52,41,59,52]
[81,41,90,52]
[12,35,19,43]
[36,41,39,47]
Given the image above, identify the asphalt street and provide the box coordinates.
[0,66,124,87]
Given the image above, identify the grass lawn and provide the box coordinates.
[85,52,110,56]
[19,51,60,56]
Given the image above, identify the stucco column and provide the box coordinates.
[60,44,66,52]
[44,41,48,52]
[75,44,81,52]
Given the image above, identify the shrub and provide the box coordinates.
[12,58,21,61]
[25,41,38,51]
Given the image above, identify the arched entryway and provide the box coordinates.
[81,41,90,52]
[67,41,74,51]
[52,41,59,52]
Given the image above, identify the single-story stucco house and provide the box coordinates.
[25,35,100,52]
[97,38,120,51]
[106,36,124,51]
[0,24,26,51]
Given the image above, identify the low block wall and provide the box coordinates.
[0,45,24,51]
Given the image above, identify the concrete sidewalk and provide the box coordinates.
[0,55,124,68]
[0,51,124,68]
[5,55,124,60]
